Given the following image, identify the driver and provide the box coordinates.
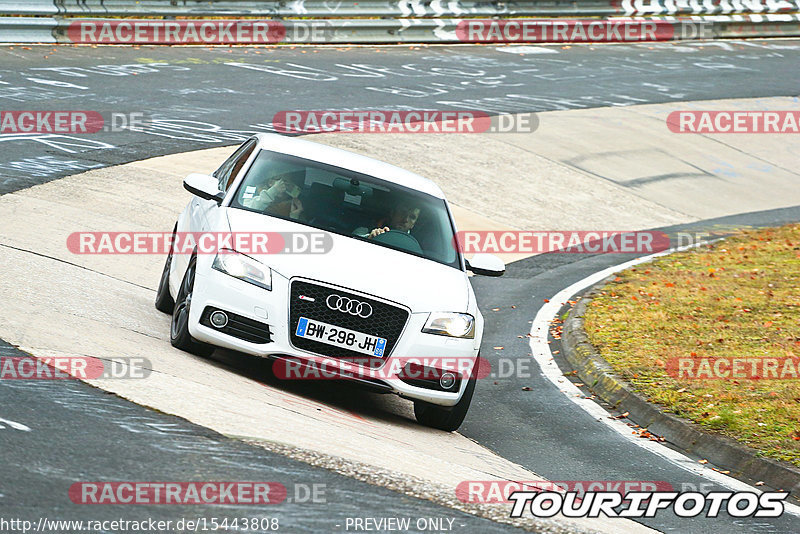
[356,203,420,239]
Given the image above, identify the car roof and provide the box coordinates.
[253,133,446,199]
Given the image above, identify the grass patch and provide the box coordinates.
[584,223,800,467]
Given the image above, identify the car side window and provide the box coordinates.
[215,139,257,192]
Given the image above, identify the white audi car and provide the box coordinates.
[156,133,504,431]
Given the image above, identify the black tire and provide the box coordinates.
[414,355,479,432]
[170,255,214,357]
[155,224,177,313]
[155,249,175,314]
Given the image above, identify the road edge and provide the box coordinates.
[562,279,800,502]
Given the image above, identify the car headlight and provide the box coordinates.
[212,249,272,291]
[422,312,475,338]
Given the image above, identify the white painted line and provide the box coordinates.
[527,245,800,517]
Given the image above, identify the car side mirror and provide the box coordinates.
[465,253,505,277]
[183,173,224,204]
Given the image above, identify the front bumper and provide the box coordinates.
[189,266,479,406]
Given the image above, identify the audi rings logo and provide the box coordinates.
[326,294,373,318]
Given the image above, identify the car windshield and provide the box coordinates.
[230,149,461,269]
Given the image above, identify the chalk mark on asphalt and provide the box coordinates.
[0,416,31,431]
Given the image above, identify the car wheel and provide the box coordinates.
[170,255,214,356]
[414,355,479,432]
[155,253,175,315]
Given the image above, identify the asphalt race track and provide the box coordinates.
[0,341,524,534]
[1,40,799,194]
[1,41,799,533]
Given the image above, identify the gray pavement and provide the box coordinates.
[1,40,799,193]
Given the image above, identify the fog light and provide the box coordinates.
[210,310,228,328]
[440,372,457,390]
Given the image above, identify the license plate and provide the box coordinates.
[295,317,387,358]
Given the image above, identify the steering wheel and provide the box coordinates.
[371,229,423,255]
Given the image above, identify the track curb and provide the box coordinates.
[562,278,800,502]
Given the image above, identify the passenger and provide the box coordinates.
[244,173,304,220]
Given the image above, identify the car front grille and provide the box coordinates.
[289,279,409,363]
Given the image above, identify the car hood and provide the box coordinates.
[224,208,470,312]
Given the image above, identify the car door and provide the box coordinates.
[193,138,255,231]
[205,137,259,230]
[172,138,259,290]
